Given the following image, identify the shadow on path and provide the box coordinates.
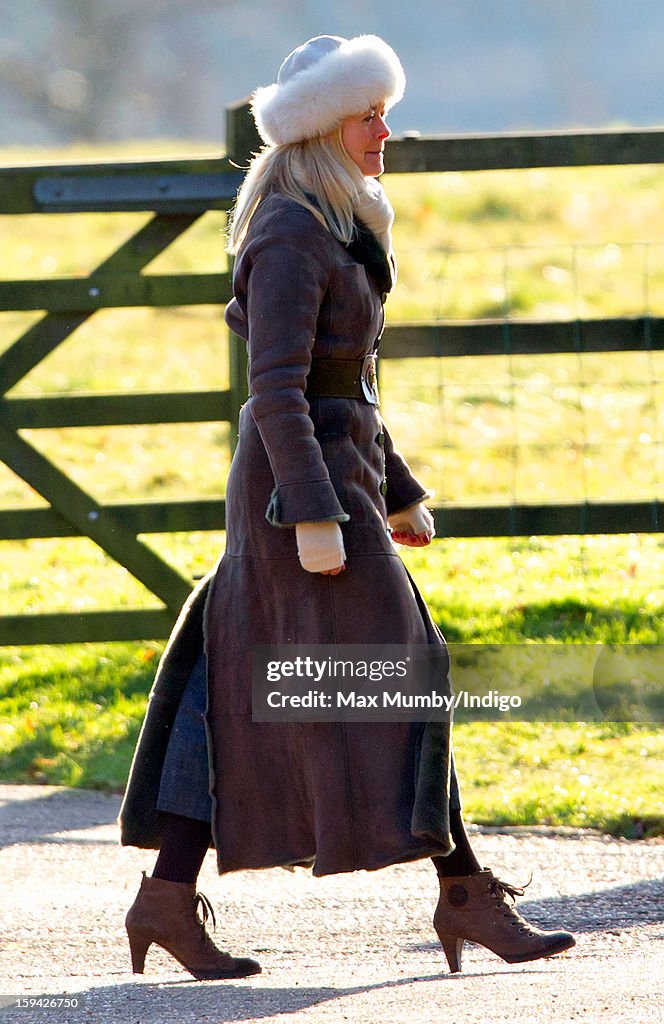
[0,967,557,1024]
[516,878,664,933]
[0,788,121,849]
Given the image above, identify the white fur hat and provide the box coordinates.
[251,34,405,147]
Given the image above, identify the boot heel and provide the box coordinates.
[126,928,151,973]
[434,869,576,972]
[124,872,261,980]
[436,929,464,973]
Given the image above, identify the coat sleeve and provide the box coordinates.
[244,208,350,528]
[381,420,431,516]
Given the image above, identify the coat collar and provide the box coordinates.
[298,190,395,297]
[346,216,395,297]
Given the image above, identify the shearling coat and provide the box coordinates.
[120,192,460,875]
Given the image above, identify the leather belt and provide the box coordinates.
[305,354,379,405]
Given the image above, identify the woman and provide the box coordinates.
[120,33,575,978]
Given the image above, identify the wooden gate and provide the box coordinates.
[0,105,258,645]
[1,104,663,645]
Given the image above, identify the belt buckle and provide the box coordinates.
[360,353,379,405]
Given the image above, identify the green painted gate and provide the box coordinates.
[1,104,663,645]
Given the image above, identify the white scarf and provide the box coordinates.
[352,177,394,261]
[291,160,394,261]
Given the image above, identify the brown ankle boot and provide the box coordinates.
[125,872,261,980]
[433,868,575,973]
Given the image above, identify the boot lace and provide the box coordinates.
[191,890,237,967]
[488,873,535,933]
[194,890,217,943]
[488,874,532,903]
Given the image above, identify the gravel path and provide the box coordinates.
[0,784,662,1024]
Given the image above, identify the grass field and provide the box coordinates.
[0,143,662,836]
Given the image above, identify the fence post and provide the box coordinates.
[225,99,261,453]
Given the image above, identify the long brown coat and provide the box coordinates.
[120,193,460,875]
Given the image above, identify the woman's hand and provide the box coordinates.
[295,521,346,574]
[388,502,435,547]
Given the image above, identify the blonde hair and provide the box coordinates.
[226,130,365,254]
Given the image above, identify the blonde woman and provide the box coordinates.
[120,34,574,979]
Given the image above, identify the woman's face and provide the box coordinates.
[340,104,390,177]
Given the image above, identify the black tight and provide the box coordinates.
[431,806,482,878]
[153,812,213,885]
[153,806,481,886]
